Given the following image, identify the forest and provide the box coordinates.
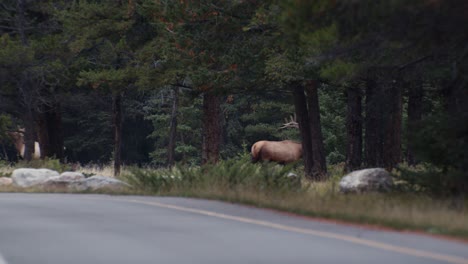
[0,0,467,196]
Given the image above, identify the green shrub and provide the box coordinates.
[395,163,466,196]
[125,154,304,194]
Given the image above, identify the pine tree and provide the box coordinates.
[60,0,156,174]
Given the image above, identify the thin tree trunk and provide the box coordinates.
[292,82,314,179]
[305,81,327,178]
[202,92,221,165]
[37,112,50,158]
[345,85,363,172]
[364,69,383,167]
[382,70,403,169]
[167,87,179,167]
[23,109,35,161]
[406,81,423,165]
[113,93,123,176]
[49,102,64,162]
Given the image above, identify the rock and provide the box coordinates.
[12,168,60,188]
[58,171,86,181]
[69,175,131,192]
[10,169,130,192]
[41,172,86,190]
[339,168,393,193]
[0,177,13,186]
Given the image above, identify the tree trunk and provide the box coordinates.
[305,81,327,178]
[292,82,314,179]
[37,113,50,158]
[365,67,402,169]
[23,109,35,161]
[382,71,403,169]
[49,102,64,161]
[167,87,179,167]
[37,102,64,161]
[364,71,382,167]
[345,85,363,172]
[113,93,123,176]
[406,81,423,165]
[202,92,221,165]
[15,0,28,46]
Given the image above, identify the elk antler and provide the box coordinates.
[279,113,299,129]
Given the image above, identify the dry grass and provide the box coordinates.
[78,163,117,178]
[157,184,468,239]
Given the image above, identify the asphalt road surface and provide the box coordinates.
[0,193,467,264]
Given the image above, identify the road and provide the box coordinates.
[0,193,467,264]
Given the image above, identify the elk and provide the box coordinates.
[8,129,41,160]
[251,115,302,164]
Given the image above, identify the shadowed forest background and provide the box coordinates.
[0,0,467,195]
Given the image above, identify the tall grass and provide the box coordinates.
[122,155,468,239]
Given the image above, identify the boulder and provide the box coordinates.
[58,171,86,181]
[12,168,60,188]
[41,172,86,190]
[69,175,131,192]
[339,168,393,193]
[0,177,13,186]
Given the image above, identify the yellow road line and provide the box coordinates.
[112,198,468,264]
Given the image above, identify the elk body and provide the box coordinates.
[251,140,302,164]
[8,130,41,160]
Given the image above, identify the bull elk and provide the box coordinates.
[251,140,302,164]
[7,129,41,160]
[251,115,302,164]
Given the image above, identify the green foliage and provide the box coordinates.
[319,60,358,82]
[318,87,346,164]
[144,90,202,166]
[125,154,303,194]
[0,114,12,141]
[398,113,468,195]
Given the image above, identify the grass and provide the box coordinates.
[1,156,467,240]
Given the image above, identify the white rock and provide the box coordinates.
[69,175,130,191]
[58,171,86,181]
[339,168,393,193]
[41,172,86,190]
[12,168,60,188]
[0,177,13,186]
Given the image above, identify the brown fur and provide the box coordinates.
[251,140,302,164]
[7,130,41,160]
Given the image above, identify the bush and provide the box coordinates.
[395,163,467,196]
[405,113,468,195]
[124,154,304,194]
